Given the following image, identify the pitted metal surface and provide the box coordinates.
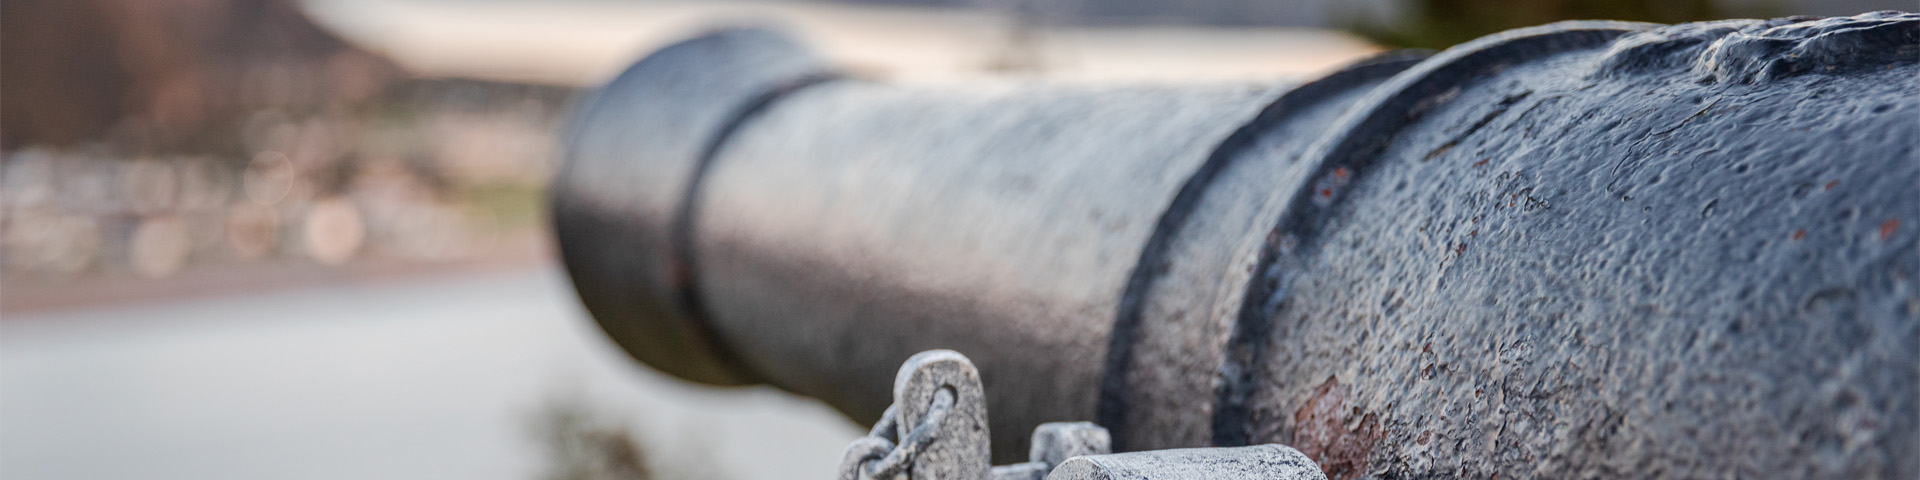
[556,12,1920,479]
[989,422,1117,480]
[1045,444,1327,480]
[845,351,1296,480]
[840,350,990,480]
[1102,52,1429,452]
[891,350,992,480]
[1028,422,1112,467]
[1237,14,1920,478]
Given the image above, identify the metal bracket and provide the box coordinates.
[1045,445,1326,480]
[841,350,1325,479]
[990,422,1113,480]
[840,350,991,480]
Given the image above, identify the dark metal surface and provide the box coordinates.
[554,12,1920,477]
[552,28,836,385]
[1237,14,1919,478]
[1104,52,1430,452]
[692,72,1286,461]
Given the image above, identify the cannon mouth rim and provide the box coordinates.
[550,26,840,386]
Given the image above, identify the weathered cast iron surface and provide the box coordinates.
[1232,14,1919,479]
[553,12,1920,478]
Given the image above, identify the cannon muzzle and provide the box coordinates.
[553,13,1920,477]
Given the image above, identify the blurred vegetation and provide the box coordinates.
[1348,0,1780,49]
[529,394,738,480]
[532,397,656,480]
[455,181,548,231]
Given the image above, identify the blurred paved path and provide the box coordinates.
[1,267,862,480]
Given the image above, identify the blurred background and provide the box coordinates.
[0,0,1907,479]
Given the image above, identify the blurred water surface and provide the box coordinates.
[1,268,862,480]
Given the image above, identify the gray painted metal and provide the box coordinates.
[848,350,1123,480]
[891,350,992,480]
[1045,445,1327,480]
[839,350,993,480]
[994,422,1117,480]
[553,11,1920,478]
[1029,422,1112,468]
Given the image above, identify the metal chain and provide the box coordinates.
[839,386,957,480]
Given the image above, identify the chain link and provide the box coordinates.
[840,386,957,480]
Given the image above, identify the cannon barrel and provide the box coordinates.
[553,13,1920,477]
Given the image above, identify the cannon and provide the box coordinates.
[552,11,1920,479]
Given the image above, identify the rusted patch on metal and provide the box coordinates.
[1291,376,1380,480]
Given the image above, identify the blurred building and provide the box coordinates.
[1,0,560,285]
[1,0,397,152]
